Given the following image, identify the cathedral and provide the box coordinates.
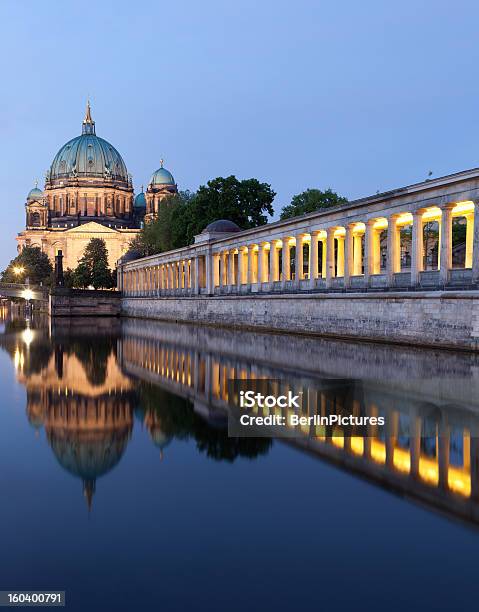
[16,103,178,270]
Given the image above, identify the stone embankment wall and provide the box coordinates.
[121,291,479,351]
[50,289,121,317]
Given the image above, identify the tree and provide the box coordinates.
[1,246,53,285]
[131,191,195,256]
[280,188,348,220]
[72,238,115,289]
[131,177,275,256]
[191,176,275,239]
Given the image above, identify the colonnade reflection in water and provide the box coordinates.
[3,314,479,525]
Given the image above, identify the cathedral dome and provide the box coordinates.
[27,186,43,201]
[48,102,129,184]
[150,160,175,186]
[134,191,146,209]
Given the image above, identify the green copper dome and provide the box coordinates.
[48,103,129,183]
[134,191,146,209]
[27,186,43,201]
[150,160,175,186]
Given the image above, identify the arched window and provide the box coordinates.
[30,211,41,227]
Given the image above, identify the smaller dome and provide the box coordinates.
[27,186,43,201]
[150,160,175,186]
[118,249,142,265]
[203,219,242,233]
[134,192,146,209]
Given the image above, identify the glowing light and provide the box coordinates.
[13,266,25,275]
[13,348,24,370]
[422,207,442,222]
[448,468,471,497]
[350,436,364,455]
[419,457,439,486]
[393,447,411,474]
[371,440,386,464]
[396,212,413,226]
[373,218,388,230]
[22,289,34,301]
[452,200,475,216]
[331,430,344,448]
[352,222,366,234]
[22,328,34,346]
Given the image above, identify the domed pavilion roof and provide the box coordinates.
[203,219,242,233]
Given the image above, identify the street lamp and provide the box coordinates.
[13,266,25,277]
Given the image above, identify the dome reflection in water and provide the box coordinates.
[2,312,479,611]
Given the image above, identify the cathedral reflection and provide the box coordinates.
[2,319,136,508]
[3,313,479,523]
[0,316,271,508]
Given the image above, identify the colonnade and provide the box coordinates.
[122,256,204,296]
[121,332,477,501]
[121,199,479,296]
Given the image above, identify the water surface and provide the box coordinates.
[0,313,478,612]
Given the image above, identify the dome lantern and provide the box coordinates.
[82,99,95,135]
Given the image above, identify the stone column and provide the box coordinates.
[236,248,244,288]
[206,249,214,294]
[271,240,280,282]
[364,219,375,285]
[472,203,479,282]
[282,237,291,284]
[465,212,474,269]
[194,257,200,294]
[295,234,304,282]
[438,420,450,490]
[221,251,228,286]
[184,260,190,290]
[353,233,362,276]
[247,245,257,284]
[386,214,400,286]
[213,253,220,288]
[336,235,345,277]
[344,224,354,289]
[325,227,336,289]
[309,231,320,288]
[257,243,264,284]
[228,250,235,286]
[411,209,425,287]
[439,203,454,284]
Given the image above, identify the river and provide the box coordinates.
[0,311,478,611]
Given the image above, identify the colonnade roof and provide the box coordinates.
[121,165,479,267]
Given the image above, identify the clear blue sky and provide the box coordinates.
[1,0,478,267]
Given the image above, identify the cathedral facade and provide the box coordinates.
[16,103,178,270]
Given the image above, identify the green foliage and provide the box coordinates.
[137,382,272,462]
[71,238,115,289]
[1,246,53,285]
[131,191,195,256]
[131,177,275,256]
[191,176,275,238]
[280,188,348,220]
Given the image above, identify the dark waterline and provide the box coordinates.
[0,313,478,612]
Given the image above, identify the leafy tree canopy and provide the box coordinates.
[192,176,275,238]
[280,188,348,220]
[131,177,275,256]
[131,191,195,257]
[71,238,115,289]
[1,246,53,285]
